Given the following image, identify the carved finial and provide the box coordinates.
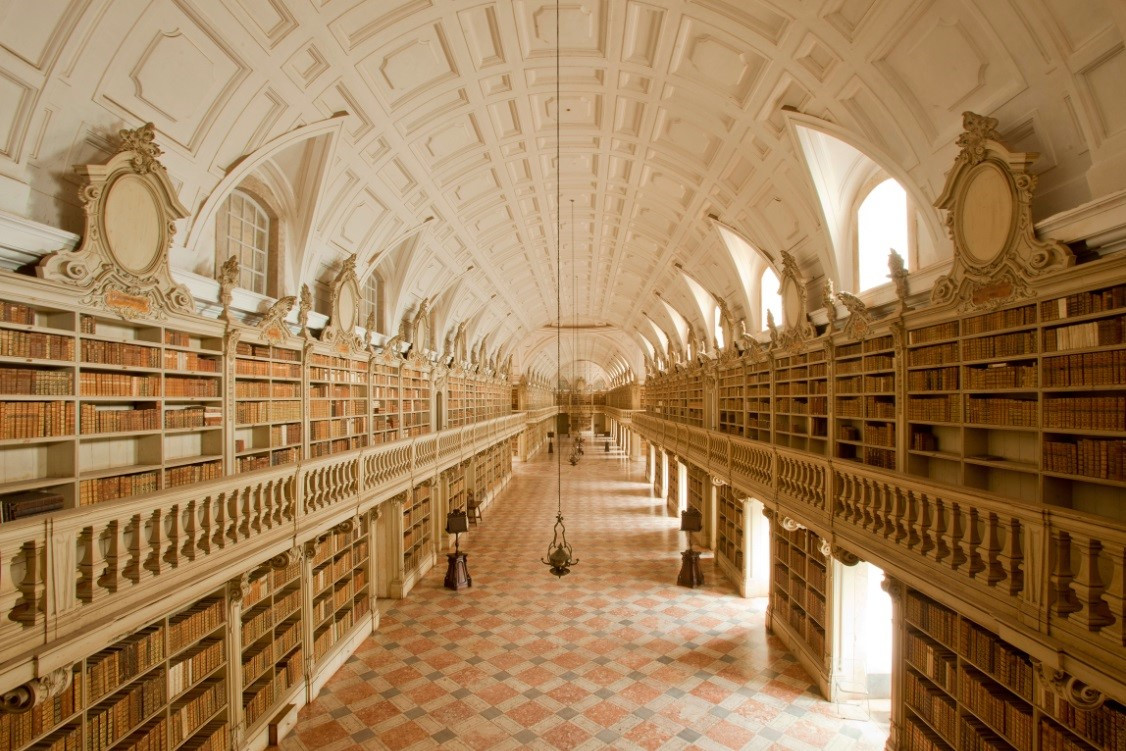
[218,255,240,322]
[258,295,296,338]
[365,310,376,347]
[956,111,1001,166]
[779,250,800,281]
[822,280,838,326]
[340,254,357,278]
[298,284,312,336]
[766,309,779,348]
[117,122,164,174]
[836,290,871,340]
[889,248,909,312]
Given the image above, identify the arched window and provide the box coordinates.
[857,178,909,292]
[713,305,724,350]
[364,273,384,332]
[218,190,271,296]
[760,268,781,331]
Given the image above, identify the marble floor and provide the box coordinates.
[281,437,890,750]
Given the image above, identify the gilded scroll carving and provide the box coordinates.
[1,667,74,714]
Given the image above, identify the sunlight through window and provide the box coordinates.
[857,179,908,292]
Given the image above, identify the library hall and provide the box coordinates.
[0,1,1125,750]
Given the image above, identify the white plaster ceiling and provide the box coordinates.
[1,1,1125,380]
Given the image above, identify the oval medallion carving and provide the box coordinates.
[957,161,1013,267]
[104,174,162,275]
[338,280,357,330]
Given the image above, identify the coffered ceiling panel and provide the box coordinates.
[1,0,1122,381]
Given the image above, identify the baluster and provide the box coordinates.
[11,539,45,625]
[980,513,1005,586]
[892,487,908,544]
[77,526,101,602]
[997,516,1023,596]
[1067,532,1113,631]
[194,496,209,556]
[1049,532,1081,618]
[1099,541,1125,647]
[942,502,964,570]
[962,508,984,579]
[923,496,943,562]
[212,492,226,550]
[165,502,182,569]
[124,513,143,583]
[144,509,164,576]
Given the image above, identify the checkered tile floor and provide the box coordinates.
[281,439,890,750]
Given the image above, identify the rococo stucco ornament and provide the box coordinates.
[1,667,75,714]
[932,111,1073,311]
[1033,662,1107,710]
[836,290,872,340]
[37,123,194,320]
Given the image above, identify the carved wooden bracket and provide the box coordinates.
[880,574,905,603]
[1,667,75,714]
[37,123,192,319]
[831,546,862,566]
[269,546,302,569]
[779,516,803,532]
[932,112,1073,311]
[256,295,297,343]
[1033,661,1107,710]
[227,572,250,602]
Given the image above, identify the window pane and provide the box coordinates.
[761,269,781,331]
[857,179,908,292]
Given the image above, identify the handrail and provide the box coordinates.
[0,411,527,679]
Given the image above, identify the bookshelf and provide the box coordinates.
[239,558,303,734]
[2,589,229,751]
[162,326,224,490]
[401,361,431,438]
[901,588,1123,751]
[833,334,896,471]
[715,484,746,586]
[403,482,433,579]
[770,524,829,676]
[232,339,302,473]
[774,349,829,455]
[307,352,369,459]
[717,359,745,437]
[447,373,469,428]
[310,520,370,669]
[684,370,704,427]
[746,356,772,442]
[686,466,706,547]
[370,358,400,444]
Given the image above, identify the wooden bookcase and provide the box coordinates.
[310,522,370,669]
[232,339,302,473]
[686,466,706,547]
[684,370,704,427]
[717,359,745,437]
[240,560,303,734]
[447,374,469,428]
[1,589,230,751]
[715,484,745,579]
[834,334,896,471]
[745,357,772,442]
[902,588,1123,751]
[370,358,400,444]
[770,525,829,670]
[401,361,431,438]
[307,352,369,459]
[403,482,433,578]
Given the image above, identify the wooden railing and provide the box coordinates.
[626,410,1125,698]
[0,412,528,681]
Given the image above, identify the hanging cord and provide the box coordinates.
[555,0,562,516]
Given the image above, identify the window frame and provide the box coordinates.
[852,175,917,294]
[215,188,279,298]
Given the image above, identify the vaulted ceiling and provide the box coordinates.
[2,1,1124,384]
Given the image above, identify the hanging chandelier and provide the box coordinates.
[542,0,578,578]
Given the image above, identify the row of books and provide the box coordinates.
[0,366,72,395]
[909,367,959,391]
[234,360,300,379]
[908,396,960,423]
[908,342,960,368]
[1039,692,1124,749]
[166,461,223,488]
[235,342,299,361]
[236,381,299,398]
[165,406,222,429]
[169,640,223,698]
[169,680,225,746]
[1043,316,1126,352]
[169,599,225,654]
[907,592,958,644]
[959,621,1032,699]
[1042,349,1126,387]
[309,384,355,399]
[309,418,367,440]
[907,631,957,694]
[863,446,896,469]
[87,672,165,751]
[0,489,65,522]
[235,401,301,424]
[79,470,159,505]
[1041,284,1126,321]
[81,340,161,368]
[88,628,165,701]
[241,606,273,647]
[80,405,160,433]
[309,367,367,383]
[961,716,1016,751]
[964,305,1037,335]
[0,400,74,438]
[966,397,1037,428]
[1044,438,1126,481]
[906,670,958,738]
[0,329,74,360]
[1044,396,1126,432]
[964,363,1037,390]
[963,331,1037,361]
[902,716,948,751]
[959,667,1033,750]
[909,321,960,345]
[269,423,302,446]
[243,675,275,727]
[242,641,274,686]
[165,377,220,398]
[1040,716,1108,751]
[910,430,940,452]
[0,301,36,325]
[163,351,220,373]
[309,399,367,418]
[79,371,160,397]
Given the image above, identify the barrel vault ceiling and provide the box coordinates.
[1,1,1124,385]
